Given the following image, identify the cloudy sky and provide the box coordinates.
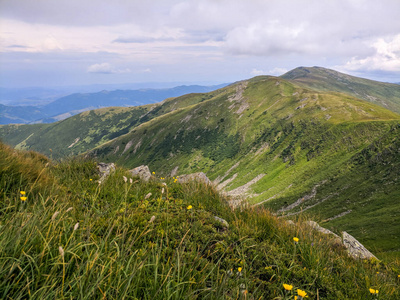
[1,0,399,88]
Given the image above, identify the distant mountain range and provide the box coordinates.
[0,84,227,124]
[1,66,400,259]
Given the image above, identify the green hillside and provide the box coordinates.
[1,142,400,299]
[90,76,400,259]
[281,66,400,114]
[0,88,227,159]
[1,69,400,260]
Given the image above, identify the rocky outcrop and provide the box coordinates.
[342,231,377,260]
[305,221,340,239]
[129,165,152,182]
[305,220,377,260]
[97,162,115,183]
[177,172,212,185]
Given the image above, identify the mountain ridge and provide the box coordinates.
[281,66,400,113]
[1,67,400,258]
[0,84,228,125]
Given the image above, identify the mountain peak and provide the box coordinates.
[280,66,400,114]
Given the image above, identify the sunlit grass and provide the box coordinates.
[1,143,400,299]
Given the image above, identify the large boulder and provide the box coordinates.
[177,172,212,185]
[129,165,152,182]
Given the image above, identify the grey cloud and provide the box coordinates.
[6,44,31,49]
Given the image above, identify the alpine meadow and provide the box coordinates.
[1,65,400,298]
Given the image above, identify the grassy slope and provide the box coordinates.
[1,142,400,299]
[91,77,400,259]
[2,72,400,259]
[281,66,400,114]
[0,88,228,159]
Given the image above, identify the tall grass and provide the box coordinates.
[0,144,399,299]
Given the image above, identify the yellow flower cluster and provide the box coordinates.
[283,284,307,298]
[20,191,27,202]
[187,205,193,210]
[293,237,299,243]
[369,288,379,294]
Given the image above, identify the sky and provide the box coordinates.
[0,0,399,88]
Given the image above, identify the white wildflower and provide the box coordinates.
[73,222,79,231]
[59,246,64,257]
[145,193,152,200]
[149,216,156,223]
[65,207,73,213]
[123,176,127,183]
[129,178,133,184]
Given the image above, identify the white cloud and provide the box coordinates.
[87,63,131,74]
[250,69,265,76]
[268,68,288,76]
[339,34,400,73]
[2,0,400,86]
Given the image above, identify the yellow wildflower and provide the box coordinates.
[293,237,299,243]
[297,289,307,298]
[20,191,26,195]
[238,267,242,272]
[152,172,155,174]
[89,178,93,181]
[20,196,27,202]
[369,288,377,294]
[187,205,193,210]
[283,283,293,291]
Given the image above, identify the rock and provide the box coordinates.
[129,165,152,182]
[342,231,377,260]
[177,172,212,185]
[305,221,340,239]
[97,162,116,183]
[214,216,229,229]
[170,166,179,177]
[286,220,295,226]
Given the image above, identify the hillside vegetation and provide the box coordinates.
[1,142,400,299]
[86,75,400,259]
[0,88,227,159]
[1,68,400,261]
